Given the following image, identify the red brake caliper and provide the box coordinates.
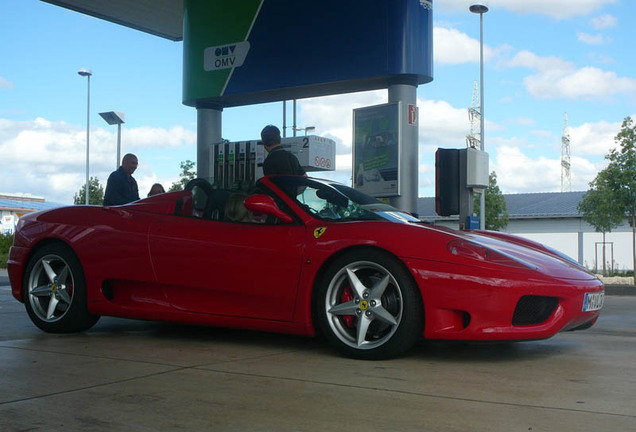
[340,286,355,328]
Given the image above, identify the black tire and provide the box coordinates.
[23,243,99,333]
[316,249,424,360]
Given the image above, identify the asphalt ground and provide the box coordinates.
[1,268,635,431]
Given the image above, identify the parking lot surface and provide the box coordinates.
[1,270,635,431]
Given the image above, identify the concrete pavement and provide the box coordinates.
[1,268,636,431]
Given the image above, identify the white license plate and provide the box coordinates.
[583,292,604,312]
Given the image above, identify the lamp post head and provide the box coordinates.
[294,126,316,135]
[99,111,125,125]
[469,4,489,14]
[78,68,92,77]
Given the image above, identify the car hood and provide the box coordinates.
[392,222,597,281]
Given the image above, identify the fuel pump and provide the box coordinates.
[209,135,335,191]
[211,142,226,188]
[226,142,235,189]
[238,142,247,187]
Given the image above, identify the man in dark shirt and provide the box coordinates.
[261,125,306,176]
[103,153,140,206]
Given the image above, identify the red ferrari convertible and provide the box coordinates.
[8,176,604,359]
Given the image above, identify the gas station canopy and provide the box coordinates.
[42,0,434,215]
[42,0,184,41]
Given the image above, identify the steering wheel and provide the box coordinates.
[185,178,214,193]
[184,178,215,219]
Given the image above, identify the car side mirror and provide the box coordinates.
[244,195,294,224]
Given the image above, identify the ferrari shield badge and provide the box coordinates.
[313,227,327,239]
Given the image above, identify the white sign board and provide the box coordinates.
[281,135,336,172]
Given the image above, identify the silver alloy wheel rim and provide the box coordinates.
[27,254,74,322]
[325,260,403,350]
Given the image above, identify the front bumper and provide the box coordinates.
[405,258,604,341]
[8,245,28,303]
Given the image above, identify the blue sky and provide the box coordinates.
[1,0,635,204]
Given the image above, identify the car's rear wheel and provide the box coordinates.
[316,249,423,360]
[23,244,99,333]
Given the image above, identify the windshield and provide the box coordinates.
[269,176,419,223]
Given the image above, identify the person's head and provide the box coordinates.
[225,193,249,222]
[121,153,138,176]
[261,125,281,151]
[148,183,165,197]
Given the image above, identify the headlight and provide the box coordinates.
[542,244,585,269]
[447,238,536,270]
[16,217,26,232]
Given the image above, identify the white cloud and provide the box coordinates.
[577,32,610,45]
[419,99,471,150]
[506,50,572,71]
[569,119,621,156]
[529,129,552,138]
[434,26,500,65]
[483,117,624,194]
[437,0,617,19]
[499,0,616,19]
[0,76,13,89]
[434,27,480,65]
[591,14,617,29]
[527,67,636,100]
[506,50,636,100]
[0,118,196,204]
[125,126,196,149]
[569,155,606,190]
[491,144,562,193]
[514,118,537,126]
[587,52,616,65]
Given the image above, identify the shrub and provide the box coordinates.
[0,233,14,269]
[0,232,14,254]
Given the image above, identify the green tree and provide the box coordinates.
[169,160,197,191]
[474,171,509,231]
[604,116,636,273]
[578,167,624,274]
[74,176,104,205]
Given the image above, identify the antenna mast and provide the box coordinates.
[561,112,572,192]
[466,80,481,149]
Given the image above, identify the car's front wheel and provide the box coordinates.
[23,243,99,333]
[316,249,423,360]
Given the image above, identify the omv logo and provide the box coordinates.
[204,41,250,72]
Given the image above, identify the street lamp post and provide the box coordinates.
[99,111,126,170]
[470,4,488,230]
[293,99,297,137]
[78,68,92,205]
[294,126,316,136]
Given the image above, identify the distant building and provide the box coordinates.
[418,191,634,272]
[0,194,62,234]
